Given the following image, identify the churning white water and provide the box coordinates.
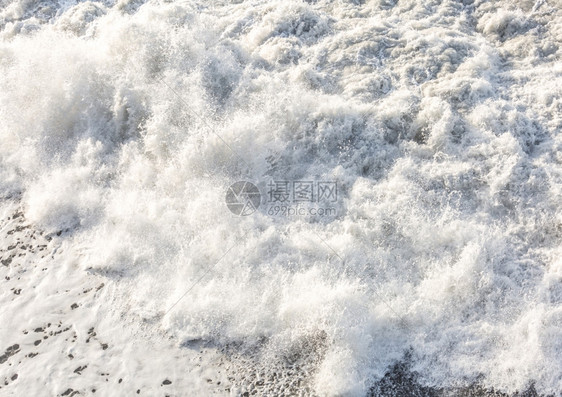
[1,0,561,395]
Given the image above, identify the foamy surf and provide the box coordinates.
[1,0,561,396]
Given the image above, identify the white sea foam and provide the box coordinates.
[1,0,561,395]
